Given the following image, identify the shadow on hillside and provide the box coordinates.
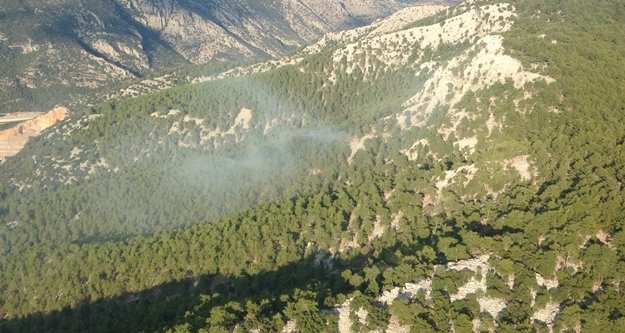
[0,252,368,333]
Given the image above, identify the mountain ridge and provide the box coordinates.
[0,0,452,113]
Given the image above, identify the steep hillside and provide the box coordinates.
[0,0,446,113]
[1,0,625,332]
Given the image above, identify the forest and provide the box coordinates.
[1,0,625,332]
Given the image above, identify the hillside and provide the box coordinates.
[0,0,445,113]
[1,0,625,332]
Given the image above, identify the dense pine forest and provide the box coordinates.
[1,0,625,332]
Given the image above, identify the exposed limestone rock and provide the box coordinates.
[225,108,253,134]
[355,307,369,325]
[455,136,479,154]
[451,275,487,302]
[281,319,298,333]
[435,164,479,193]
[447,254,491,302]
[477,296,507,318]
[334,3,517,81]
[472,318,482,333]
[531,301,560,331]
[596,230,616,250]
[535,273,559,290]
[368,215,387,242]
[348,131,378,164]
[368,5,448,37]
[504,155,535,181]
[0,107,68,163]
[390,211,404,229]
[10,38,40,54]
[400,138,429,161]
[399,33,553,129]
[336,299,353,333]
[378,278,433,305]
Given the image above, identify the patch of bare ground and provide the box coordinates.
[0,107,68,163]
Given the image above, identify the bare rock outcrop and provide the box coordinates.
[0,107,68,162]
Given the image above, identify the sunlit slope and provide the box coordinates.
[0,1,552,249]
[0,3,460,250]
[1,0,625,332]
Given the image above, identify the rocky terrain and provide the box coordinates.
[0,0,453,113]
[0,107,67,163]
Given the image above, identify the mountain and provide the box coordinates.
[0,0,449,113]
[1,0,625,332]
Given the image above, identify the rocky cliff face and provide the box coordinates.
[117,0,435,63]
[0,107,68,162]
[0,0,449,113]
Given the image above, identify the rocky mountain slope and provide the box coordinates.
[1,0,624,332]
[0,0,450,113]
